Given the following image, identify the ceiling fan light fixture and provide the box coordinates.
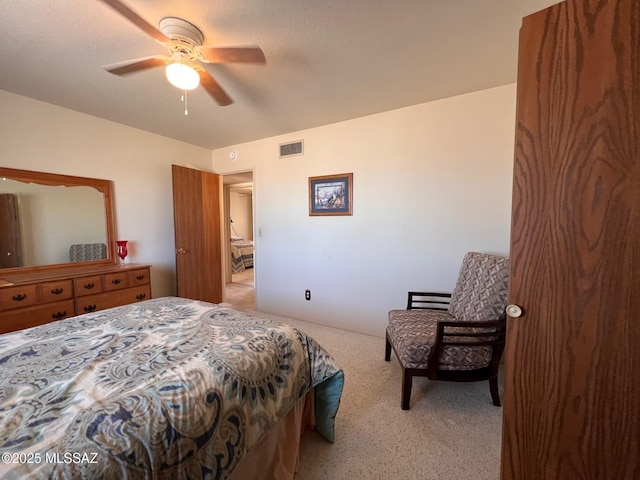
[166,62,200,90]
[100,2,265,106]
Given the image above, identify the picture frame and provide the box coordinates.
[309,173,353,216]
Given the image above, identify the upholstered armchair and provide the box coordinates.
[69,243,108,262]
[385,252,509,410]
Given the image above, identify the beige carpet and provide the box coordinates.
[231,268,255,287]
[221,272,503,479]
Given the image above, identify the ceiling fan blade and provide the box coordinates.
[198,70,233,106]
[104,56,167,75]
[99,0,169,43]
[199,46,266,64]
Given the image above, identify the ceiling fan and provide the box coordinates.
[99,0,266,107]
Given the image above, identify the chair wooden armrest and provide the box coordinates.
[406,291,452,310]
[426,314,507,379]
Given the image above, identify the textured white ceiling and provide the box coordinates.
[0,0,559,150]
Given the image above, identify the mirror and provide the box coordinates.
[0,167,116,272]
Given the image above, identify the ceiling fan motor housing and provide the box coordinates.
[159,17,204,56]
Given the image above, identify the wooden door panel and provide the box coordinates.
[172,165,223,303]
[0,194,24,268]
[502,1,640,478]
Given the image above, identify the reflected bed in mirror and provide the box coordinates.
[0,167,116,271]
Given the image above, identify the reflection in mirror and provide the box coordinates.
[1,180,107,268]
[0,168,115,272]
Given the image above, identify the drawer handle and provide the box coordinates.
[84,283,95,290]
[52,311,67,320]
[136,275,145,281]
[136,293,147,300]
[51,288,64,295]
[84,304,97,313]
[112,279,122,285]
[12,293,27,302]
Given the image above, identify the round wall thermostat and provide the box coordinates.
[229,151,237,160]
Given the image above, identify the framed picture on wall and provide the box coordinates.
[309,173,353,216]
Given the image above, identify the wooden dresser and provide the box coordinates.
[0,264,151,334]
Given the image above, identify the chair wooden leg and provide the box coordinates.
[384,332,392,361]
[401,368,413,410]
[489,376,501,407]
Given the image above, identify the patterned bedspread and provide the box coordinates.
[231,238,254,273]
[0,297,344,479]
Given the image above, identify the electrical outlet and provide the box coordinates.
[305,290,311,301]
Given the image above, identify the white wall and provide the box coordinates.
[0,90,212,296]
[229,190,253,240]
[213,84,516,336]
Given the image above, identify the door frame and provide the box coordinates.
[222,169,255,287]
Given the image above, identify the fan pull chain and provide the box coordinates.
[181,90,189,116]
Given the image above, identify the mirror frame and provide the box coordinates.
[0,167,117,274]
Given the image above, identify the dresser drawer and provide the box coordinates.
[39,280,73,303]
[74,275,103,296]
[0,299,75,334]
[128,268,150,286]
[128,286,151,303]
[0,284,38,310]
[76,286,151,315]
[104,272,129,291]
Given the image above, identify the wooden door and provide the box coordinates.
[171,165,223,303]
[0,194,24,268]
[501,1,640,478]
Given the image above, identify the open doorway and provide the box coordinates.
[222,171,255,310]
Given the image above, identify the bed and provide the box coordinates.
[0,297,344,479]
[231,237,254,273]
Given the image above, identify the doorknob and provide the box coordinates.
[506,304,523,318]
[175,248,187,254]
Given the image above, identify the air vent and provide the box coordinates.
[279,140,304,158]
